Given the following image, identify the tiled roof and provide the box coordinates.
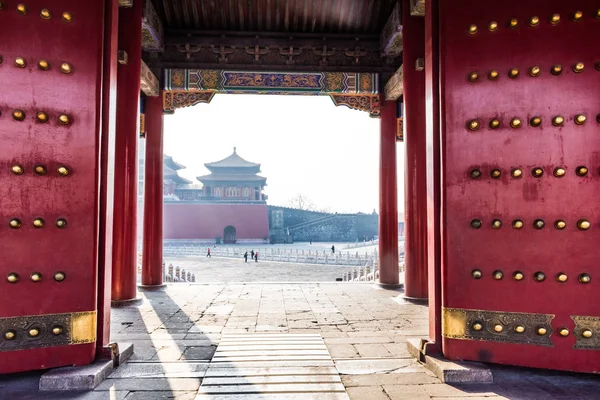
[204,148,260,169]
[164,155,186,170]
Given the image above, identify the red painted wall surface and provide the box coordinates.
[163,204,269,240]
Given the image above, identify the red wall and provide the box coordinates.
[163,203,269,240]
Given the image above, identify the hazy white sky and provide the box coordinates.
[164,94,405,214]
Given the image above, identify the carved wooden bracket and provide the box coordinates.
[344,44,368,65]
[163,90,216,112]
[313,45,336,66]
[141,0,164,51]
[280,46,302,65]
[329,94,381,118]
[380,1,403,56]
[245,43,270,63]
[140,60,159,96]
[177,43,202,60]
[384,66,403,101]
[411,0,426,16]
[210,44,236,63]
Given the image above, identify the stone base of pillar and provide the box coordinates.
[110,297,143,308]
[39,343,135,391]
[137,284,167,291]
[406,339,492,383]
[403,295,429,304]
[375,282,404,290]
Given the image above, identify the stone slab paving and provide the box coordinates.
[164,256,358,282]
[1,281,600,399]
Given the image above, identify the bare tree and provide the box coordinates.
[287,194,316,211]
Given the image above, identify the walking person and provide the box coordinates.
[207,247,211,257]
[251,249,255,259]
[244,251,248,263]
[331,245,335,254]
[254,251,258,262]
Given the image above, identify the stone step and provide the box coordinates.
[197,382,346,394]
[202,374,341,385]
[196,394,349,400]
[196,333,348,400]
[204,366,338,377]
[215,345,327,351]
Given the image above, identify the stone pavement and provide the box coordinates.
[164,256,358,282]
[1,283,600,399]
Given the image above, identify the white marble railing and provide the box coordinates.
[342,258,405,283]
[163,245,376,266]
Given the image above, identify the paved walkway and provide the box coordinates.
[2,282,600,399]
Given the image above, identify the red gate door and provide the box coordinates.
[0,1,107,373]
[437,0,600,372]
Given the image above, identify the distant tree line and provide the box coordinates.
[287,193,332,214]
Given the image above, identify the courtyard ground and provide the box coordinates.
[1,259,599,399]
[163,255,359,282]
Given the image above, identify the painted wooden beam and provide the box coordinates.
[140,60,159,96]
[384,66,404,101]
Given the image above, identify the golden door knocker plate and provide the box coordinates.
[572,316,600,350]
[443,307,554,347]
[0,311,96,352]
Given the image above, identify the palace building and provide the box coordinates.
[163,155,193,199]
[162,148,269,243]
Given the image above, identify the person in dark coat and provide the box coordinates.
[331,245,335,254]
[244,251,248,263]
[251,249,255,258]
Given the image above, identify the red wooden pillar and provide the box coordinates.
[141,93,165,287]
[425,0,443,351]
[378,100,400,285]
[111,0,143,304]
[402,0,428,300]
[97,0,119,356]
